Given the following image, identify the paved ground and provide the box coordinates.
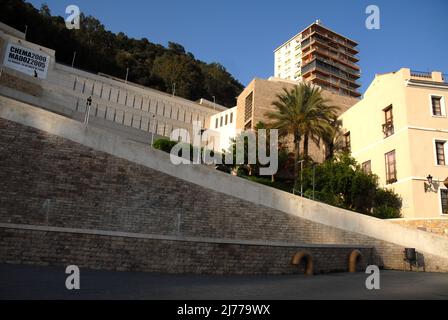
[0,264,447,300]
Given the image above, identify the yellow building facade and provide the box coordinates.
[340,68,448,218]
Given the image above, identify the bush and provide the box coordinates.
[153,138,218,163]
[244,176,292,192]
[373,206,402,219]
[153,139,178,153]
[374,188,402,210]
[372,189,402,219]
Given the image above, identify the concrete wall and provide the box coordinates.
[47,63,223,137]
[0,69,42,97]
[0,25,226,146]
[1,96,448,274]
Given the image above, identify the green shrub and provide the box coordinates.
[374,189,402,211]
[373,206,402,219]
[153,139,177,153]
[299,154,402,219]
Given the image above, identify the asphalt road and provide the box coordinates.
[1,264,447,300]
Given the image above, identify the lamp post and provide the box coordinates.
[425,174,434,193]
[294,160,305,197]
[84,96,92,125]
[197,129,206,164]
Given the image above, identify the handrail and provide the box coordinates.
[410,70,432,78]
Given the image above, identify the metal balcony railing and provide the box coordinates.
[302,60,361,87]
[410,70,432,79]
[382,122,395,138]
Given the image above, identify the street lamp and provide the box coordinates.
[197,129,206,164]
[84,96,92,125]
[293,160,305,197]
[425,174,434,193]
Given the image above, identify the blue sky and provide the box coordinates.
[28,0,448,93]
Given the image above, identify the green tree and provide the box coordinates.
[0,0,243,107]
[301,154,402,219]
[321,118,345,160]
[266,83,339,178]
[151,53,204,100]
[39,3,51,17]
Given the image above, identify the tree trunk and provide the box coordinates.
[303,134,309,159]
[294,132,301,179]
[326,142,335,160]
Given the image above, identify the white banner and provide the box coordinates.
[3,43,50,79]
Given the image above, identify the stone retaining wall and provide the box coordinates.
[0,71,42,96]
[390,219,448,237]
[1,105,448,273]
[0,226,373,275]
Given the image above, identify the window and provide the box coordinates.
[436,141,446,166]
[215,118,219,129]
[383,105,394,138]
[385,150,397,184]
[441,189,448,214]
[362,161,372,174]
[344,132,351,151]
[432,96,443,116]
[225,114,228,125]
[220,116,223,127]
[245,92,253,122]
[230,112,234,124]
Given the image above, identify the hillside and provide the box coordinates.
[0,0,243,107]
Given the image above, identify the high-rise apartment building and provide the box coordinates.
[274,20,361,98]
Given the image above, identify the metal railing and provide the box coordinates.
[302,60,361,87]
[410,70,432,79]
[382,122,395,138]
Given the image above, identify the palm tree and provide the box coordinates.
[321,118,345,160]
[266,83,339,178]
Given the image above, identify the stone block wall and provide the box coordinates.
[0,228,372,275]
[390,219,448,237]
[0,117,448,273]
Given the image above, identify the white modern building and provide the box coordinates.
[209,107,237,152]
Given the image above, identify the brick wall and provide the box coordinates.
[391,219,448,237]
[0,228,373,275]
[1,118,448,273]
